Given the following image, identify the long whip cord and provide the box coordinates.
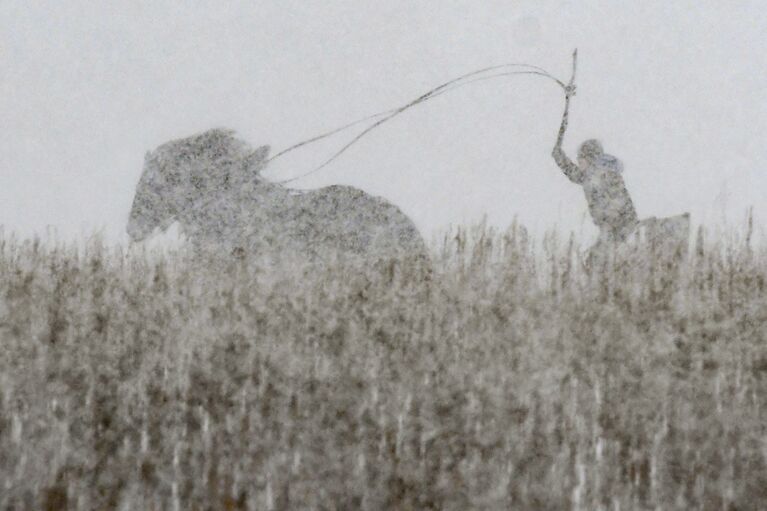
[265,56,575,184]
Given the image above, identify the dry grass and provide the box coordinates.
[1,223,766,510]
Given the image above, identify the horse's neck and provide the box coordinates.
[177,180,290,229]
[238,180,291,209]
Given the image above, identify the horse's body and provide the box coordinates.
[127,129,428,263]
[587,213,691,268]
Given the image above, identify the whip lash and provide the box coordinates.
[264,57,575,184]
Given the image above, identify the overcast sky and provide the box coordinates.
[2,1,765,244]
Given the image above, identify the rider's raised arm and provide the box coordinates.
[552,83,584,184]
[552,146,585,184]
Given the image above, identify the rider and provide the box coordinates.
[551,86,639,244]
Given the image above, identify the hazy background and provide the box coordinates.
[2,1,765,245]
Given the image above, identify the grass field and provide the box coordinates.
[1,223,766,510]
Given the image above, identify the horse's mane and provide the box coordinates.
[154,128,250,162]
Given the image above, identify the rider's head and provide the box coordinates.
[577,139,603,167]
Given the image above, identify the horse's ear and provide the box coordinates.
[245,145,270,173]
[254,145,270,161]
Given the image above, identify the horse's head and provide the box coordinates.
[127,129,269,242]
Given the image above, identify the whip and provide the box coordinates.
[265,52,578,184]
[556,49,578,148]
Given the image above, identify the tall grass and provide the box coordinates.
[1,223,766,510]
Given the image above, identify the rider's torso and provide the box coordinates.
[582,167,639,240]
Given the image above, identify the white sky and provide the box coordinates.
[2,1,766,244]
